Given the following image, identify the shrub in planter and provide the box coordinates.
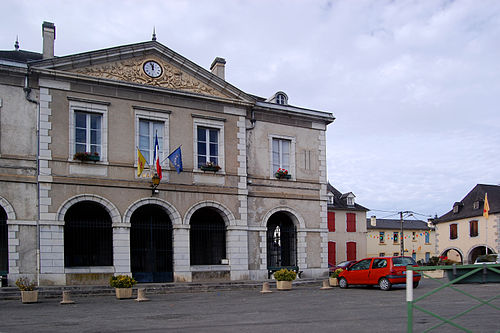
[110,275,137,288]
[274,269,296,291]
[16,277,38,303]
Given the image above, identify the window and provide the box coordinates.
[139,119,164,164]
[276,93,287,105]
[425,232,430,244]
[393,252,399,257]
[450,224,458,240]
[425,252,430,263]
[379,252,385,257]
[269,135,295,179]
[412,232,416,241]
[328,241,336,267]
[347,197,354,206]
[469,220,478,237]
[193,116,225,171]
[197,127,219,167]
[379,232,385,244]
[412,252,416,260]
[69,99,108,162]
[346,241,356,261]
[373,259,387,269]
[0,207,7,274]
[346,213,356,232]
[473,201,479,210]
[393,232,399,244]
[327,212,335,232]
[350,258,371,271]
[327,194,334,204]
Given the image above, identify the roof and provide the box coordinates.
[433,184,500,224]
[327,183,368,211]
[0,50,43,63]
[366,218,432,230]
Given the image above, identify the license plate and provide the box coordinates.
[403,271,406,275]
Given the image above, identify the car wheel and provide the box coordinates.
[413,281,419,288]
[339,277,348,289]
[379,277,392,291]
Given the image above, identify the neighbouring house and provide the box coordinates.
[366,217,435,263]
[0,22,334,286]
[432,184,500,264]
[327,183,368,268]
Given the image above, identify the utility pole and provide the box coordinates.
[400,211,404,256]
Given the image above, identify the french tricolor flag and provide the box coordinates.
[154,132,162,180]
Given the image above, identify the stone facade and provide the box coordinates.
[0,22,334,285]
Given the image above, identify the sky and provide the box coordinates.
[2,0,500,219]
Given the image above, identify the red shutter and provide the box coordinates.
[327,212,336,232]
[346,213,356,232]
[346,241,357,261]
[328,241,336,267]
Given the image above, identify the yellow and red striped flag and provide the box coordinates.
[483,193,490,219]
[137,148,147,177]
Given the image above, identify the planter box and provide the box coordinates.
[275,174,291,180]
[21,290,38,303]
[423,270,444,279]
[276,280,292,290]
[115,288,133,299]
[329,277,339,287]
[200,166,220,172]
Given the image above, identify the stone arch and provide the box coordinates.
[0,196,16,220]
[440,247,464,264]
[183,201,236,227]
[57,194,121,223]
[261,207,305,229]
[467,245,496,264]
[124,198,182,226]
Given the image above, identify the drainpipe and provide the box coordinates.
[24,69,41,286]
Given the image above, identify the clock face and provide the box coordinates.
[143,61,163,78]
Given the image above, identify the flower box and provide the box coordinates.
[115,288,133,299]
[21,290,38,303]
[275,168,291,179]
[200,162,221,172]
[276,280,292,290]
[329,277,339,287]
[73,152,100,162]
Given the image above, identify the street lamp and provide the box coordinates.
[151,173,160,195]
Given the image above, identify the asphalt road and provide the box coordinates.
[0,279,499,332]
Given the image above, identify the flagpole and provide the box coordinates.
[162,144,182,164]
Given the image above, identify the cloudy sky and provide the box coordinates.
[2,0,500,219]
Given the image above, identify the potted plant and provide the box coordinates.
[110,275,137,299]
[200,161,221,172]
[274,168,291,179]
[329,268,343,287]
[73,151,100,162]
[273,268,297,290]
[16,277,38,303]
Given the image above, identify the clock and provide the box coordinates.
[143,60,163,78]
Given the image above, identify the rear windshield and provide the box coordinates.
[393,257,416,266]
[476,254,498,263]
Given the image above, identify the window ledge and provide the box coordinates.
[190,265,230,272]
[65,266,114,274]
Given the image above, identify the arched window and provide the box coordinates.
[64,201,112,267]
[190,207,226,265]
[0,207,7,274]
[267,212,297,267]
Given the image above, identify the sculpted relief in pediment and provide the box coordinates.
[72,57,229,98]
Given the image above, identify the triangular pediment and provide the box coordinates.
[31,41,254,102]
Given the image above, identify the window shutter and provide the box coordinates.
[327,212,335,232]
[328,242,336,267]
[346,241,356,261]
[346,213,356,232]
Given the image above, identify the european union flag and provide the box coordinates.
[167,146,183,174]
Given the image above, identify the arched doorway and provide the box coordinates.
[64,201,113,267]
[441,248,463,264]
[267,212,297,268]
[0,207,7,275]
[130,204,173,283]
[190,207,226,265]
[468,246,495,264]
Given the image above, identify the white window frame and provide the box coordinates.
[193,117,225,172]
[69,100,108,163]
[134,109,170,176]
[269,134,295,179]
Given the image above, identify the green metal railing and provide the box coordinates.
[406,264,500,333]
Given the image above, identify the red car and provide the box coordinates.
[338,256,421,291]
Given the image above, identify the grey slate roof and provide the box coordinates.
[0,50,43,63]
[327,183,368,211]
[366,218,432,230]
[433,184,500,224]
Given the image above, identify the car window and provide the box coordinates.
[475,254,498,263]
[372,259,387,269]
[393,257,416,266]
[350,259,372,271]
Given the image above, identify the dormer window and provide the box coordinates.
[328,193,334,205]
[276,93,287,105]
[473,201,479,210]
[347,197,354,206]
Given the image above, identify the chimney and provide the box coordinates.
[42,21,56,59]
[210,57,226,80]
[370,216,377,226]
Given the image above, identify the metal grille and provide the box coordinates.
[64,201,113,267]
[130,205,173,283]
[0,208,7,274]
[190,207,226,265]
[267,212,297,267]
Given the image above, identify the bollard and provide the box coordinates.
[320,279,333,290]
[260,282,272,294]
[135,288,150,302]
[60,290,75,305]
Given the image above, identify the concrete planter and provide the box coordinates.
[21,290,38,303]
[329,277,339,287]
[115,288,133,299]
[424,270,444,279]
[276,281,292,290]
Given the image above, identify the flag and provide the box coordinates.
[153,132,162,180]
[168,146,183,174]
[137,148,147,177]
[483,193,490,219]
